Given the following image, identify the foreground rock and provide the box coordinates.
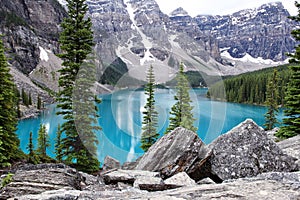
[208,119,298,181]
[0,164,103,199]
[103,169,160,185]
[164,172,196,187]
[102,156,121,171]
[278,135,300,166]
[135,127,210,179]
[11,171,300,199]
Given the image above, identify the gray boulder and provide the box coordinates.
[278,135,300,166]
[208,119,299,181]
[102,156,121,171]
[135,127,210,179]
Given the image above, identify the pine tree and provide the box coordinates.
[36,124,50,158]
[26,132,39,164]
[141,65,159,152]
[264,69,279,130]
[72,57,101,172]
[37,94,42,110]
[0,36,22,167]
[55,123,63,162]
[21,88,29,106]
[277,2,300,138]
[166,63,197,133]
[28,92,32,105]
[27,132,34,156]
[56,0,100,173]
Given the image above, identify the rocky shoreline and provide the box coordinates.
[1,119,299,199]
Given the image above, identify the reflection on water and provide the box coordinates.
[17,88,284,164]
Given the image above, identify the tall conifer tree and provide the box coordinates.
[36,124,50,158]
[27,131,39,164]
[55,123,63,162]
[27,132,34,156]
[72,58,101,172]
[141,65,159,152]
[264,69,279,130]
[166,63,197,133]
[277,1,300,138]
[0,36,22,167]
[57,0,100,172]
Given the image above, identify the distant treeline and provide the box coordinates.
[207,65,292,105]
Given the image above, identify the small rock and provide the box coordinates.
[133,176,165,191]
[103,156,121,171]
[197,177,216,185]
[122,161,138,170]
[103,169,160,185]
[164,172,196,187]
[117,182,132,190]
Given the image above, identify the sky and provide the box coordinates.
[155,0,298,17]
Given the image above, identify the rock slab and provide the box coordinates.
[135,127,210,179]
[0,164,83,199]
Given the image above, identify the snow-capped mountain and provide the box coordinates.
[87,0,225,82]
[86,0,295,79]
[1,0,296,91]
[195,2,296,62]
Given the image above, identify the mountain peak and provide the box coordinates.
[170,7,189,17]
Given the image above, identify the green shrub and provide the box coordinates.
[1,173,13,188]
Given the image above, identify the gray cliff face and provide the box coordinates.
[195,2,296,61]
[0,0,67,109]
[168,7,220,61]
[87,0,223,81]
[87,0,296,79]
[0,0,67,74]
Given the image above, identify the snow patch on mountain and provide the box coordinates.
[221,50,289,65]
[57,0,67,6]
[125,0,156,65]
[39,46,49,62]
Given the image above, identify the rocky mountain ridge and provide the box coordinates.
[0,0,297,106]
[195,2,296,62]
[87,0,295,79]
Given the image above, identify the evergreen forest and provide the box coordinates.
[207,65,292,105]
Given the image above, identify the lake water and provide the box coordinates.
[17,88,284,164]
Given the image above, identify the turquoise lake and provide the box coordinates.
[17,88,284,164]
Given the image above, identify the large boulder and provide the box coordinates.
[208,119,299,181]
[135,127,210,179]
